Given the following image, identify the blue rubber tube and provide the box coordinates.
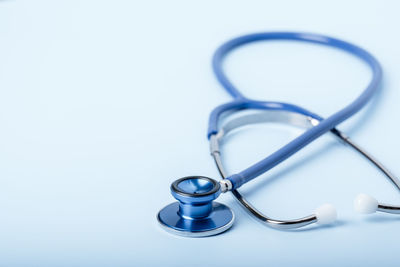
[209,32,382,189]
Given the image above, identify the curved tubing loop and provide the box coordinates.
[209,32,382,189]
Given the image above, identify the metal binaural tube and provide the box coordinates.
[211,108,400,229]
[211,148,318,229]
[377,204,400,214]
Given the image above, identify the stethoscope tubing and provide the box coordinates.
[209,32,382,189]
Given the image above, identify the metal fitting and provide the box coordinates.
[219,179,232,193]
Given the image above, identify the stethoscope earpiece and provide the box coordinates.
[354,193,378,214]
[315,204,337,225]
[354,193,400,215]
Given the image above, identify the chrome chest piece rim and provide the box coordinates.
[157,176,234,237]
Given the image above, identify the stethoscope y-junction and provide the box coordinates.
[157,32,400,237]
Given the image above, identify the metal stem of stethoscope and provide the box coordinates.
[336,131,400,214]
[209,111,400,230]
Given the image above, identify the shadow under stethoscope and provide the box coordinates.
[365,214,400,223]
[293,220,348,232]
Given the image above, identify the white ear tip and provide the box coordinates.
[315,204,337,225]
[354,193,378,214]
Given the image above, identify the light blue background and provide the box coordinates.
[1,0,400,266]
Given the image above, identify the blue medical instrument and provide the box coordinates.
[157,32,400,237]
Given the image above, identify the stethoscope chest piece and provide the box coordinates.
[157,176,234,237]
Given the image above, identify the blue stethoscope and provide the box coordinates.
[157,32,400,237]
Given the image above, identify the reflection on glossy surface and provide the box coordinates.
[157,202,234,237]
[177,178,215,195]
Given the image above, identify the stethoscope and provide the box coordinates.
[157,32,400,237]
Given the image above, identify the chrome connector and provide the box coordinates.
[209,134,220,154]
[219,179,232,193]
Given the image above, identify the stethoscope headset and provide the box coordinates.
[157,32,400,237]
